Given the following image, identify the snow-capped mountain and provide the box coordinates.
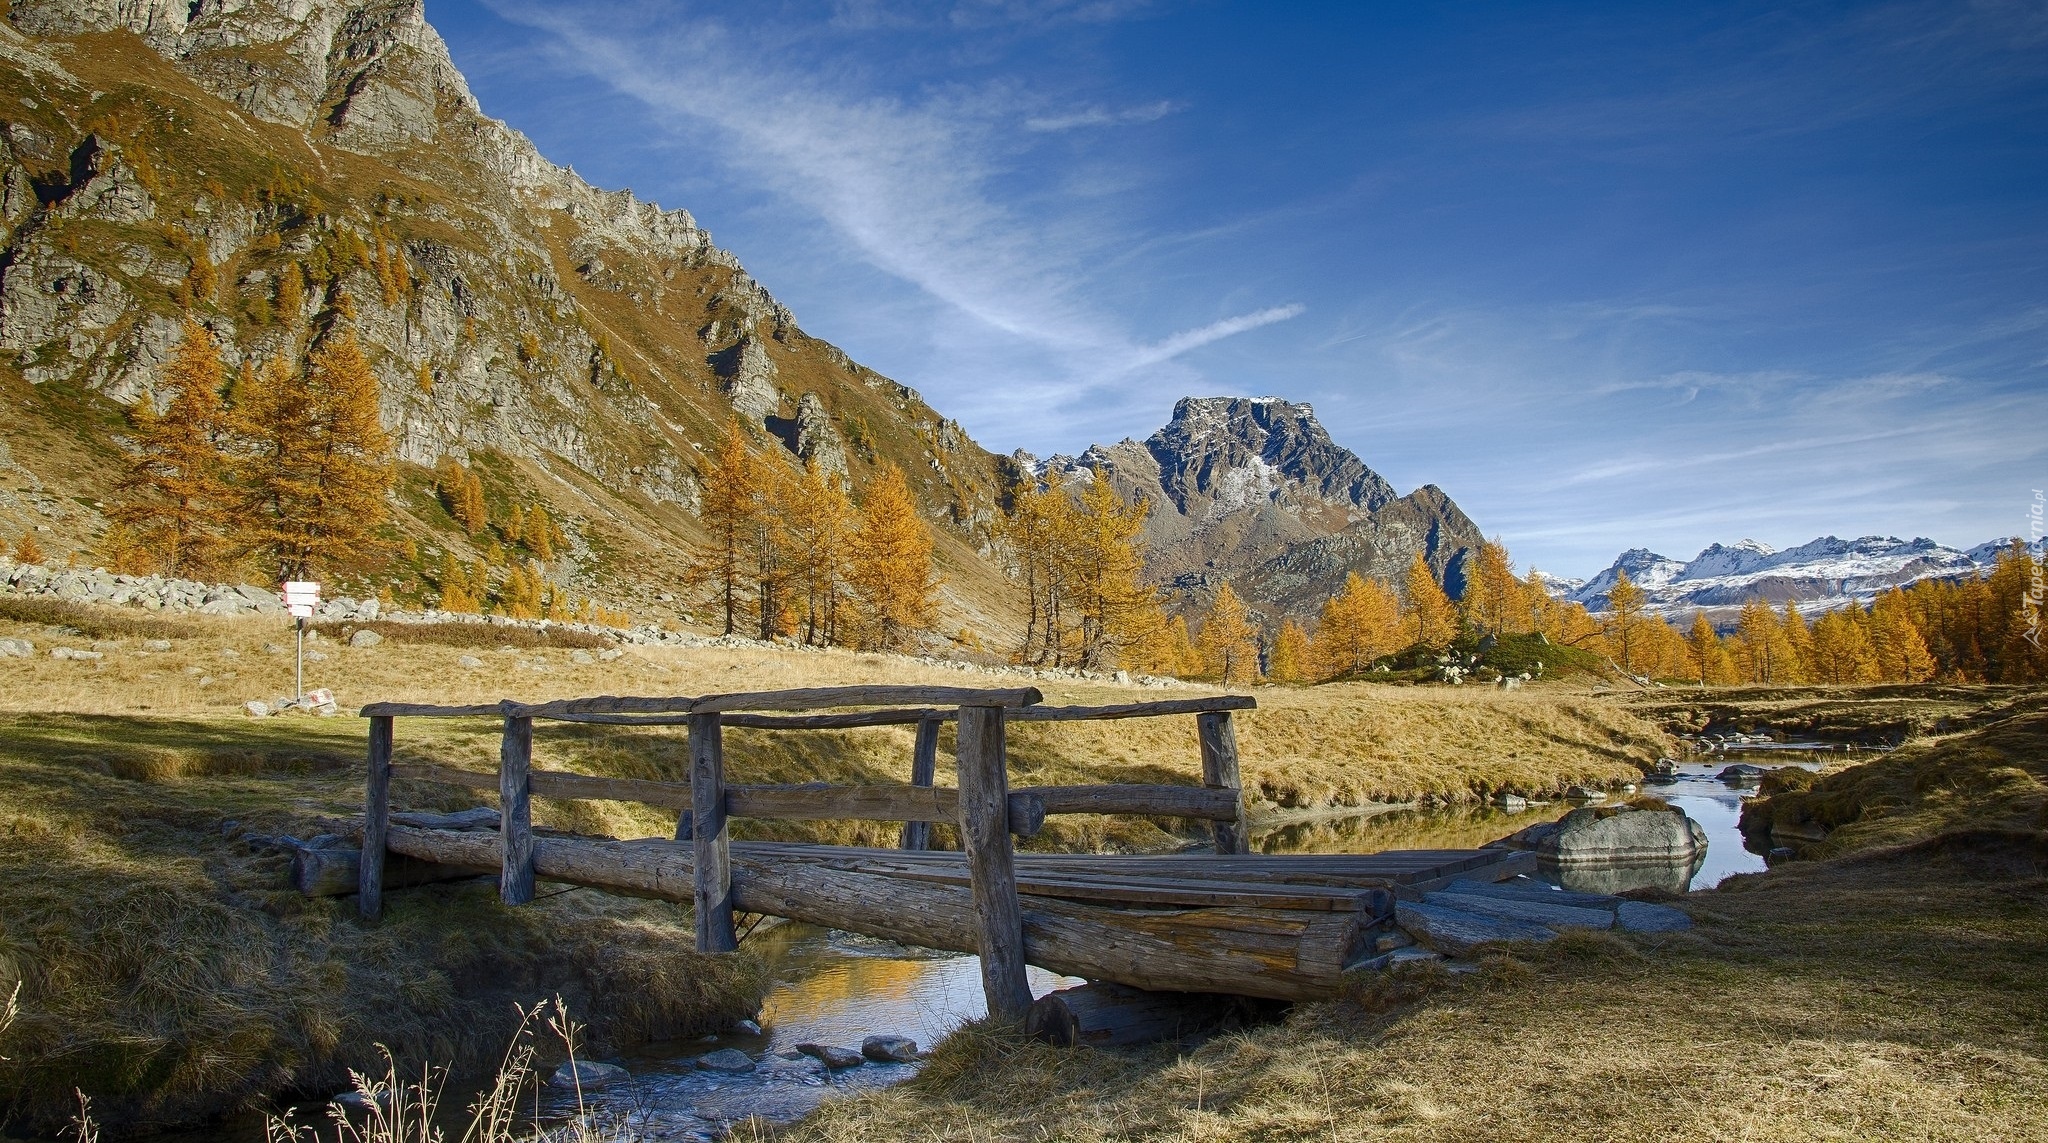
[1566,535,2017,616]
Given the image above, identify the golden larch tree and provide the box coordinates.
[1268,619,1313,684]
[230,334,393,581]
[1869,589,1936,682]
[110,320,233,577]
[1197,583,1262,685]
[437,551,477,613]
[1601,569,1652,676]
[1806,607,1878,684]
[14,530,44,565]
[688,421,762,635]
[1460,538,1521,638]
[1684,612,1727,687]
[779,457,854,646]
[1069,472,1161,669]
[845,463,940,652]
[1403,554,1458,649]
[1312,572,1405,678]
[522,505,556,561]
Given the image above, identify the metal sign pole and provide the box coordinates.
[295,615,305,704]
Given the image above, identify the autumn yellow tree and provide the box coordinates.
[436,458,486,535]
[1806,607,1878,684]
[110,320,232,577]
[1684,612,1730,687]
[1268,619,1312,684]
[1869,589,1936,682]
[522,505,556,561]
[1402,555,1458,649]
[1460,538,1521,638]
[231,334,393,581]
[1197,583,1262,684]
[779,457,854,646]
[1129,613,1202,678]
[437,551,477,613]
[1601,569,1652,676]
[1069,472,1162,669]
[1004,468,1081,666]
[845,464,940,651]
[688,421,761,635]
[1312,572,1404,678]
[1733,600,1798,683]
[13,529,44,565]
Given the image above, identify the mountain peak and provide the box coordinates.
[1144,395,1395,517]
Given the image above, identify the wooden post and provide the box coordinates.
[1197,711,1249,855]
[900,716,942,851]
[956,704,1031,1021]
[499,714,535,905]
[358,715,394,919]
[690,712,735,953]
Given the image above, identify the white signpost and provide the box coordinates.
[282,580,320,705]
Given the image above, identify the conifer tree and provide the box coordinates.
[13,530,43,565]
[110,320,232,577]
[1197,583,1262,684]
[1312,572,1404,678]
[1869,588,1936,682]
[1807,607,1878,684]
[437,551,477,613]
[1003,468,1080,666]
[1069,471,1160,669]
[1403,555,1458,649]
[1602,569,1650,676]
[1268,619,1312,684]
[688,421,761,635]
[1684,612,1724,687]
[845,463,940,651]
[522,505,555,562]
[1461,539,1520,638]
[506,503,526,545]
[1734,600,1796,683]
[1781,600,1814,679]
[230,334,393,581]
[780,457,854,645]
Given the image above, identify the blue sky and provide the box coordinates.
[427,0,2047,578]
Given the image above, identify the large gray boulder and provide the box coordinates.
[1522,806,1707,865]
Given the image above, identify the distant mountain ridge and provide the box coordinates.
[1019,397,1482,620]
[1557,534,2021,617]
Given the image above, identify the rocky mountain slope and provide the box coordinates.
[1560,535,2015,618]
[1024,397,1482,622]
[0,0,1017,634]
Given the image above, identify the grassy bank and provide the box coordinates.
[0,711,767,1135]
[771,690,2048,1142]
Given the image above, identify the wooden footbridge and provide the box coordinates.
[352,685,1528,1016]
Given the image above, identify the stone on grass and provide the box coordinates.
[695,1048,756,1073]
[142,638,173,652]
[598,647,623,662]
[1395,901,1557,955]
[795,1043,865,1070]
[1616,901,1693,932]
[458,655,483,669]
[861,1035,919,1063]
[550,1060,630,1090]
[349,629,384,648]
[0,638,32,657]
[569,650,595,665]
[1538,806,1708,864]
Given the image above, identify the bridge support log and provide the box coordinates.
[1198,711,1249,856]
[378,827,1368,1001]
[358,714,393,919]
[957,705,1032,1021]
[900,716,942,852]
[691,712,736,953]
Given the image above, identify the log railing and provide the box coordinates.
[356,684,1256,1021]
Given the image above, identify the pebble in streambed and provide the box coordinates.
[538,1028,923,1140]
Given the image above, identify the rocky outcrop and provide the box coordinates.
[716,336,781,421]
[1508,805,1709,865]
[794,391,849,480]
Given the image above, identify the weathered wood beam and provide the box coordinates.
[390,761,497,792]
[690,712,735,953]
[359,701,510,718]
[901,717,942,851]
[499,715,535,905]
[1008,696,1257,722]
[1027,784,1240,821]
[1197,710,1250,856]
[958,705,1031,1021]
[358,714,393,920]
[380,826,1368,1000]
[690,685,1043,714]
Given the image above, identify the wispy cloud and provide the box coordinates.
[1025,99,1182,131]
[1119,304,1305,371]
